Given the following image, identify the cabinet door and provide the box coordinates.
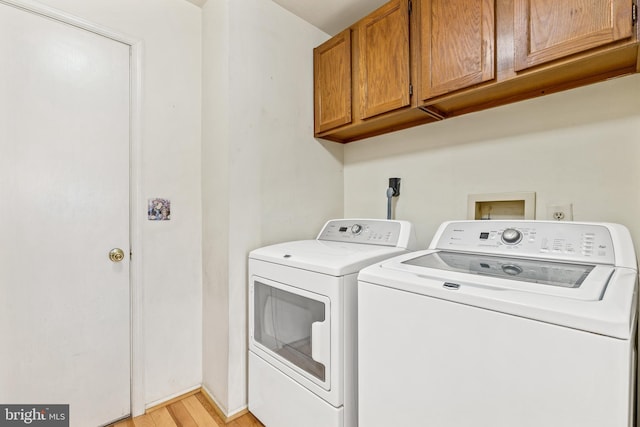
[514,0,634,71]
[358,0,410,119]
[314,29,352,134]
[420,0,495,100]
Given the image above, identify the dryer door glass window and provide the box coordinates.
[253,281,327,381]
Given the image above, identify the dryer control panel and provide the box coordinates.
[432,221,616,265]
[318,219,413,248]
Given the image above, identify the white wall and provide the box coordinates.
[202,0,343,415]
[344,74,640,250]
[31,0,204,406]
[201,0,231,414]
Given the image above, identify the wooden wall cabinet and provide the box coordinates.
[314,0,639,143]
[314,29,352,134]
[418,0,495,100]
[514,0,634,71]
[419,0,639,121]
[314,0,439,143]
[357,0,411,119]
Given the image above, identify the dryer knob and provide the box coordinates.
[501,228,523,244]
[351,224,363,235]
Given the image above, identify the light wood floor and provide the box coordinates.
[109,392,264,427]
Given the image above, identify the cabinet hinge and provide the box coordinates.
[633,3,637,25]
[408,0,412,15]
[409,83,413,96]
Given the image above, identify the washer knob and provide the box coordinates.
[351,224,363,235]
[501,228,523,244]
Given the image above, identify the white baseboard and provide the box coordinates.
[144,384,201,411]
[201,384,249,421]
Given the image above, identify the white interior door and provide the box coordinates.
[0,3,131,426]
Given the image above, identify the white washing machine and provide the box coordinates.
[248,219,416,427]
[358,220,638,427]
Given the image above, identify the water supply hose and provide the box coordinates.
[386,187,394,220]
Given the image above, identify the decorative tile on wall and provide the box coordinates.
[148,198,171,220]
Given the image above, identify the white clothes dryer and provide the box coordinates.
[358,220,638,427]
[248,219,416,427]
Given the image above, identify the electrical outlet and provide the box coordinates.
[547,203,573,221]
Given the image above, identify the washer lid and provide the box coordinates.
[405,251,599,290]
[250,239,408,276]
[358,250,636,339]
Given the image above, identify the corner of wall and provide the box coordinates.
[201,0,232,414]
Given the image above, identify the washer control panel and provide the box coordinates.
[318,219,403,247]
[434,221,615,264]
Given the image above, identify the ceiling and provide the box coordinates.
[270,0,387,35]
[184,0,387,35]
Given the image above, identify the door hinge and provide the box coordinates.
[408,0,412,15]
[409,83,413,96]
[633,3,637,25]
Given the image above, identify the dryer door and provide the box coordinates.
[250,276,332,391]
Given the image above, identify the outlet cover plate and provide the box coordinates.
[547,203,573,221]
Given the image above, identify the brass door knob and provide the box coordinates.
[109,248,125,262]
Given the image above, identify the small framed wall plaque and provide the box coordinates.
[148,198,171,220]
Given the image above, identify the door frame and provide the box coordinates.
[0,0,145,417]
